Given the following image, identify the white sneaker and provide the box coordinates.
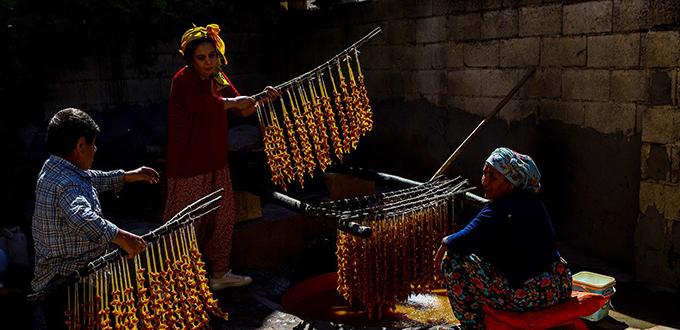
[209,270,253,290]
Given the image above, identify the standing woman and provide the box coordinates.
[437,147,572,329]
[164,24,277,290]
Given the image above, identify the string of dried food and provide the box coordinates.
[289,89,317,177]
[345,56,363,150]
[337,63,356,154]
[328,65,350,159]
[307,79,331,171]
[318,72,343,161]
[354,50,373,134]
[63,222,228,329]
[279,96,306,187]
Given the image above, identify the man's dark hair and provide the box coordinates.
[46,108,100,157]
[183,37,215,66]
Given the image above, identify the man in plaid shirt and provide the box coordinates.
[31,108,159,328]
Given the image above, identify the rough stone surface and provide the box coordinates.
[521,68,562,99]
[499,99,539,123]
[519,5,561,36]
[611,70,648,102]
[648,0,680,27]
[539,100,585,126]
[481,9,519,39]
[483,0,504,10]
[413,43,446,69]
[385,19,416,45]
[464,96,498,117]
[448,69,482,96]
[541,36,587,67]
[433,0,465,15]
[361,45,391,70]
[479,69,520,97]
[636,204,667,251]
[672,146,680,184]
[588,34,641,68]
[641,106,680,144]
[466,0,482,12]
[645,31,680,68]
[499,37,540,67]
[448,13,482,41]
[464,41,499,67]
[649,70,673,105]
[562,69,610,101]
[639,180,680,222]
[584,102,636,135]
[415,70,447,94]
[405,0,433,18]
[446,41,465,68]
[416,16,447,43]
[613,0,648,32]
[643,143,671,181]
[563,1,613,34]
[390,45,415,70]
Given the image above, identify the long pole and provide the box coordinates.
[252,27,382,100]
[429,67,537,180]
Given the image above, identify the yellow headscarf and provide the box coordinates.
[179,23,231,87]
[179,23,228,66]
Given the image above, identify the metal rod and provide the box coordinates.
[429,67,537,180]
[252,27,382,100]
[263,190,372,238]
[327,165,489,206]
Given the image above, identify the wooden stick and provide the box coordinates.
[430,67,537,180]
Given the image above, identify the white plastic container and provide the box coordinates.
[572,271,616,322]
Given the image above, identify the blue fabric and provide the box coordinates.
[31,155,124,291]
[442,191,559,287]
[486,147,541,193]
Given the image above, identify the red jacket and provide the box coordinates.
[166,66,239,178]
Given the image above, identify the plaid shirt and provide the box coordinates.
[31,155,124,291]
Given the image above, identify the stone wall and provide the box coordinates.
[275,0,680,288]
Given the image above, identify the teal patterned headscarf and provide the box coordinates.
[486,147,541,193]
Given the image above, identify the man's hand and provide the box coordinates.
[124,166,159,184]
[113,229,147,259]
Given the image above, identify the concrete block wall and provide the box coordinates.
[279,0,680,288]
[41,31,269,115]
[353,0,675,136]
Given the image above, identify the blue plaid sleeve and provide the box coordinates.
[57,183,119,244]
[88,169,124,193]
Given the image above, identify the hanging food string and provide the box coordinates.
[307,78,331,171]
[267,98,295,189]
[258,103,286,188]
[297,82,324,173]
[345,54,363,150]
[318,72,343,161]
[136,250,151,329]
[328,64,350,159]
[279,96,305,187]
[288,89,316,178]
[336,61,356,154]
[328,177,469,319]
[354,49,373,134]
[243,27,381,189]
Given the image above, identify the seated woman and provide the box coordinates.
[439,147,571,330]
